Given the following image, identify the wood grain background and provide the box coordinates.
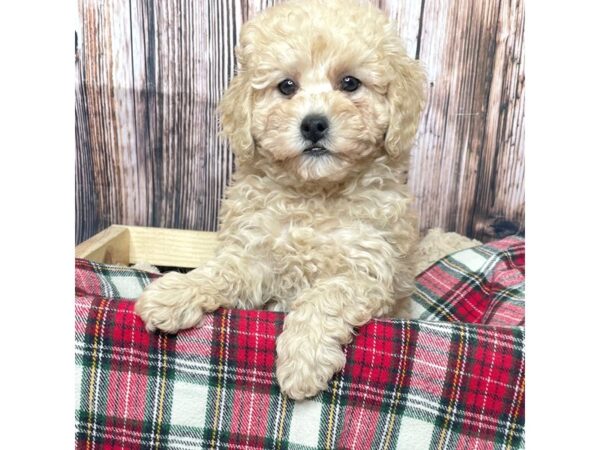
[75,0,524,244]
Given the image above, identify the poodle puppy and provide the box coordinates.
[136,0,427,400]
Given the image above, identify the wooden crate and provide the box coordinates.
[75,225,218,268]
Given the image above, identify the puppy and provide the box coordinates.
[135,0,426,400]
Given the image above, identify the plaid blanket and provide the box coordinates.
[75,237,524,450]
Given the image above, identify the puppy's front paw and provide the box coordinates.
[135,272,205,334]
[275,330,346,400]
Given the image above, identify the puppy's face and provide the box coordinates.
[220,0,426,185]
[251,35,391,182]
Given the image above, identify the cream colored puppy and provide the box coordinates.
[135,0,426,400]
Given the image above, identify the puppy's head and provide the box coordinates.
[219,0,426,184]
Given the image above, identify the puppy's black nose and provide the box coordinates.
[300,114,329,143]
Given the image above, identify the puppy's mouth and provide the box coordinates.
[303,146,330,157]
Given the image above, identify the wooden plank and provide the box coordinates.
[127,226,218,268]
[471,0,525,238]
[77,0,132,241]
[75,225,130,264]
[76,225,219,268]
[202,0,237,231]
[409,0,524,240]
[75,6,101,243]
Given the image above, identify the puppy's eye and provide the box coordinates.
[278,79,298,96]
[340,76,361,92]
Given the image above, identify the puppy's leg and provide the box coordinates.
[135,246,270,333]
[276,275,397,400]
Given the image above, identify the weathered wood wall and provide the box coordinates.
[75,0,524,244]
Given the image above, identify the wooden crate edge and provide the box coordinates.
[76,225,218,268]
[75,225,130,265]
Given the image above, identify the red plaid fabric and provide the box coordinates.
[413,237,525,326]
[75,237,525,449]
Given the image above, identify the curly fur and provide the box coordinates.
[414,228,481,275]
[136,0,429,400]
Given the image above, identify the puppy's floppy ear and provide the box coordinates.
[219,45,254,165]
[384,41,427,160]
